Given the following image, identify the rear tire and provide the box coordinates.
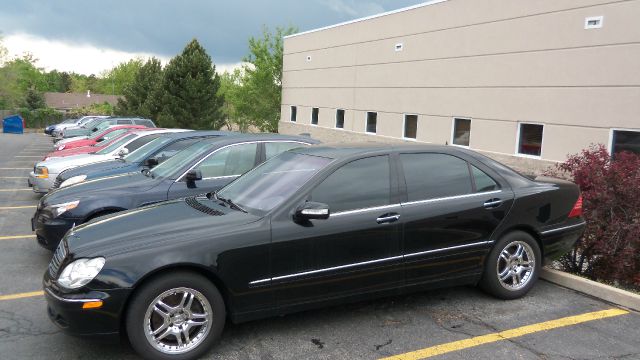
[125,271,225,360]
[479,231,541,300]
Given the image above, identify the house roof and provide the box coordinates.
[44,92,121,110]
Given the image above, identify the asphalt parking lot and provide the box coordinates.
[1,132,639,360]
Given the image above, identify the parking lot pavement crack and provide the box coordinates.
[375,339,393,351]
[311,338,325,349]
[0,310,59,340]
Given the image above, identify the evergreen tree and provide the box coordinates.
[155,39,224,129]
[24,88,45,109]
[116,57,163,119]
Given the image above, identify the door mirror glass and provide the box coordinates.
[97,137,105,142]
[295,202,330,221]
[185,169,203,182]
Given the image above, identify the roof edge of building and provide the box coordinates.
[284,0,448,39]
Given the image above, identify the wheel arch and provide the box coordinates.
[492,225,544,260]
[84,207,128,223]
[118,264,232,339]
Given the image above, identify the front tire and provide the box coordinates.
[126,271,226,360]
[479,231,541,299]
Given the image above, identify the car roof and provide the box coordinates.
[197,133,321,147]
[159,130,236,140]
[292,143,455,159]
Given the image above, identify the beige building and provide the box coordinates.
[278,0,640,173]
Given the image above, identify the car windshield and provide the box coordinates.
[124,136,174,163]
[216,151,332,214]
[149,141,213,179]
[61,119,76,124]
[89,128,110,140]
[94,133,137,155]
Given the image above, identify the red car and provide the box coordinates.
[55,125,147,151]
[43,129,153,161]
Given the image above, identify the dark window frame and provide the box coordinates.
[451,118,471,147]
[610,129,640,156]
[290,106,297,122]
[404,114,418,139]
[335,109,345,129]
[517,122,544,157]
[366,112,377,134]
[311,108,319,125]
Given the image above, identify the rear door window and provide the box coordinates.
[400,153,472,201]
[311,156,390,213]
[471,165,499,192]
[194,143,258,178]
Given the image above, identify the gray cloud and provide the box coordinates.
[0,0,423,64]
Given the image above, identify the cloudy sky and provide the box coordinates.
[0,0,423,75]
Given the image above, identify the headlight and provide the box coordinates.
[57,257,105,289]
[60,175,87,188]
[46,200,79,217]
[57,145,65,151]
[35,166,49,179]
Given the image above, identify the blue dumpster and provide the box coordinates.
[2,115,24,134]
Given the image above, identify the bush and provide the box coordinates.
[545,144,640,290]
[14,107,64,128]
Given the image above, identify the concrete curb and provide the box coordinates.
[541,268,640,312]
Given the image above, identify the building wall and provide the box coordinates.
[278,0,640,168]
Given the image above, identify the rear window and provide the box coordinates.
[134,119,155,127]
[400,153,472,201]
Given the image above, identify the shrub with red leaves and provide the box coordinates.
[545,144,640,290]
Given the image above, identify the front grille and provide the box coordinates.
[52,176,62,189]
[48,241,68,277]
[185,196,225,216]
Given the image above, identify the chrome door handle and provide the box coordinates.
[483,199,502,209]
[377,214,400,224]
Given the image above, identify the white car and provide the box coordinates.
[50,116,107,137]
[30,129,188,193]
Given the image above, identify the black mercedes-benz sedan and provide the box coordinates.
[43,144,585,360]
[33,134,318,250]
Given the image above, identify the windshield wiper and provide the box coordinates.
[213,192,247,213]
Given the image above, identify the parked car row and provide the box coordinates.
[33,118,585,360]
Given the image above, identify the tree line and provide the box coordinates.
[0,26,296,132]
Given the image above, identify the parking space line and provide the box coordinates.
[0,177,27,179]
[0,291,44,301]
[0,189,32,192]
[0,168,31,170]
[0,235,35,241]
[380,308,629,360]
[14,156,43,158]
[0,206,37,210]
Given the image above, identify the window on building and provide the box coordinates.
[311,156,390,213]
[400,153,472,201]
[311,108,319,125]
[366,112,377,133]
[518,123,544,156]
[404,115,418,139]
[611,130,640,155]
[335,109,345,129]
[290,106,297,122]
[452,118,471,147]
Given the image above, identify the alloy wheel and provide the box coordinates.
[143,287,213,354]
[496,241,536,291]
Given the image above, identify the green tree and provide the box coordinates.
[24,88,45,109]
[116,57,163,119]
[98,58,144,95]
[218,69,252,132]
[155,39,224,129]
[232,26,297,132]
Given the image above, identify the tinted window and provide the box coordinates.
[518,123,543,156]
[134,119,155,127]
[154,139,200,163]
[612,130,640,155]
[404,115,418,139]
[311,108,319,125]
[401,153,472,201]
[471,165,499,192]
[366,112,377,133]
[195,143,257,178]
[125,134,162,153]
[453,118,471,146]
[290,106,297,122]
[311,156,390,213]
[265,142,307,160]
[117,119,131,125]
[336,109,345,129]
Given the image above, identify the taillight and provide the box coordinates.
[568,195,583,218]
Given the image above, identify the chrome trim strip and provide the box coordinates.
[331,204,399,217]
[44,287,101,303]
[249,241,493,286]
[402,190,502,207]
[404,241,494,259]
[540,221,586,235]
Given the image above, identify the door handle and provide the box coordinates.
[377,214,400,224]
[483,198,502,209]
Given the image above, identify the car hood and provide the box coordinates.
[59,159,137,181]
[67,198,262,257]
[38,154,115,173]
[45,172,160,202]
[56,136,88,146]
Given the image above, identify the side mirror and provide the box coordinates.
[117,148,129,157]
[96,137,105,142]
[144,158,159,168]
[185,169,203,182]
[295,202,330,221]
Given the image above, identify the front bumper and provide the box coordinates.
[43,280,130,339]
[29,171,57,194]
[32,209,81,251]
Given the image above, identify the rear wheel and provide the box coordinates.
[126,271,225,360]
[479,231,541,299]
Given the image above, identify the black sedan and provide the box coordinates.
[51,130,232,190]
[43,144,585,360]
[33,134,318,250]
